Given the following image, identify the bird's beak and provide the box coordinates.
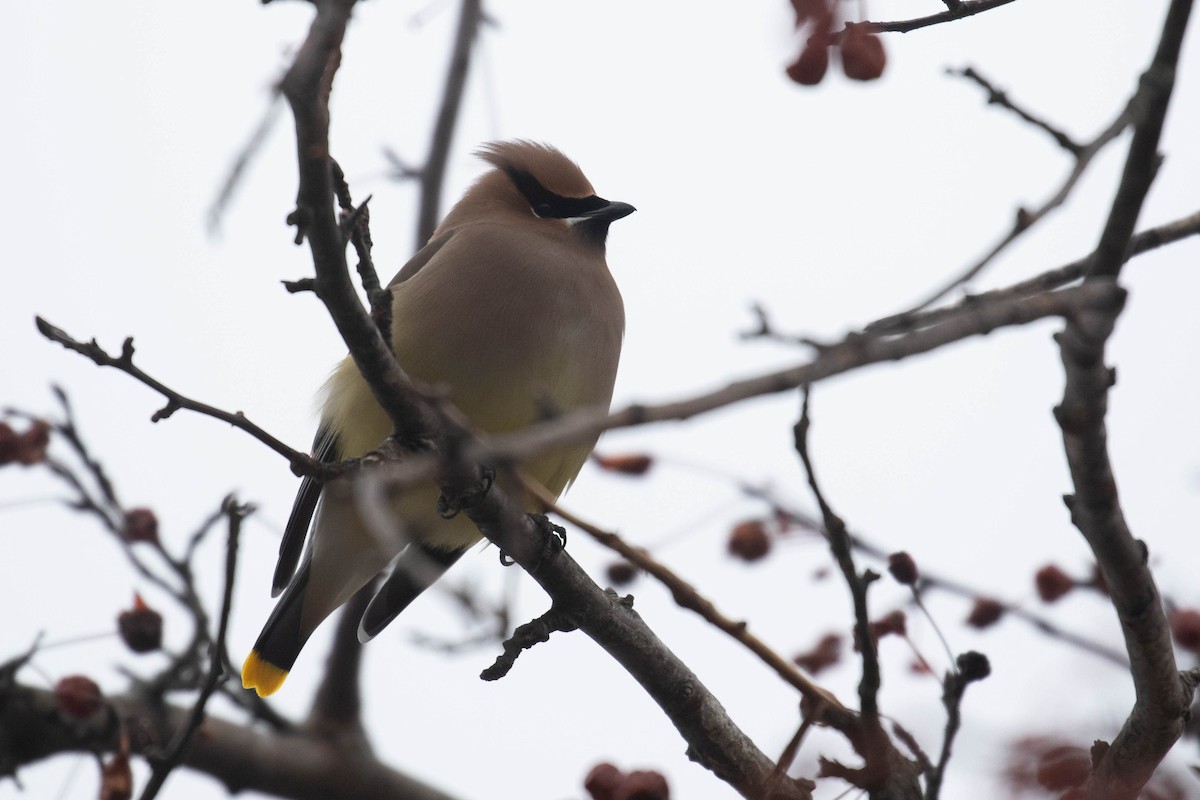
[582,199,636,223]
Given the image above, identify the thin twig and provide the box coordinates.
[857,0,1018,35]
[865,209,1200,336]
[523,477,846,713]
[886,83,1135,316]
[926,653,990,799]
[415,0,483,246]
[793,389,880,718]
[306,583,372,740]
[207,89,285,235]
[138,497,250,800]
[949,66,1082,154]
[35,318,315,478]
[1087,0,1189,280]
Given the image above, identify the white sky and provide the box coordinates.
[2,1,1199,798]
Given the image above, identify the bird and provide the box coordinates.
[242,140,632,698]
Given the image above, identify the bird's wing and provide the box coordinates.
[357,544,465,642]
[272,424,340,597]
[388,230,455,287]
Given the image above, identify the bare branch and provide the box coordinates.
[866,209,1200,336]
[35,318,316,478]
[926,652,991,799]
[0,679,460,800]
[1087,0,1191,280]
[138,497,251,800]
[524,478,846,713]
[793,391,880,718]
[279,0,439,448]
[741,485,1131,668]
[949,66,1082,155]
[479,282,1125,476]
[890,83,1135,315]
[415,0,483,246]
[858,0,1019,35]
[305,583,372,741]
[208,89,285,235]
[1047,1,1198,794]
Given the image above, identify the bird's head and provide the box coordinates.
[463,140,635,247]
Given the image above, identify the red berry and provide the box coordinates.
[118,593,164,653]
[0,422,18,464]
[840,24,887,81]
[966,597,1004,629]
[728,520,771,562]
[1035,565,1075,603]
[793,633,842,675]
[592,453,654,476]
[17,420,51,465]
[585,762,624,800]
[787,39,830,86]
[100,753,133,800]
[615,770,670,800]
[1034,745,1089,790]
[1169,608,1200,652]
[55,675,103,718]
[887,551,919,585]
[122,507,159,544]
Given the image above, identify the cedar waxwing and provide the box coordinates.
[242,141,632,697]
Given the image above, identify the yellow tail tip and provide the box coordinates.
[242,650,289,698]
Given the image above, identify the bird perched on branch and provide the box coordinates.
[242,141,632,697]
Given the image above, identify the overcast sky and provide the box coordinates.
[3,2,1199,798]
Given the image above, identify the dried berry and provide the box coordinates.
[956,650,991,682]
[615,770,670,800]
[793,633,841,675]
[1035,565,1075,603]
[55,675,103,718]
[0,422,18,464]
[100,753,133,800]
[17,420,51,465]
[118,593,163,653]
[840,24,887,81]
[122,507,159,544]
[887,551,919,585]
[606,561,639,587]
[787,39,830,86]
[592,453,654,476]
[966,597,1004,629]
[1034,744,1089,790]
[585,762,624,800]
[873,609,907,639]
[1169,608,1200,652]
[727,520,771,562]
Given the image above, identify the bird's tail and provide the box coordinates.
[242,561,313,698]
[358,544,464,642]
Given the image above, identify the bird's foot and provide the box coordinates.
[436,465,496,519]
[499,513,566,569]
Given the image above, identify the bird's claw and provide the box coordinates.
[437,465,496,519]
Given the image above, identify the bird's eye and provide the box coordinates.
[534,203,552,217]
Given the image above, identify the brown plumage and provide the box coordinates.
[242,141,633,697]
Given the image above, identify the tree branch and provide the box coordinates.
[884,77,1135,317]
[858,0,1019,35]
[866,209,1200,336]
[524,479,846,713]
[0,679,459,800]
[1048,1,1198,795]
[34,318,316,478]
[1087,0,1191,280]
[415,0,483,246]
[138,497,250,800]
